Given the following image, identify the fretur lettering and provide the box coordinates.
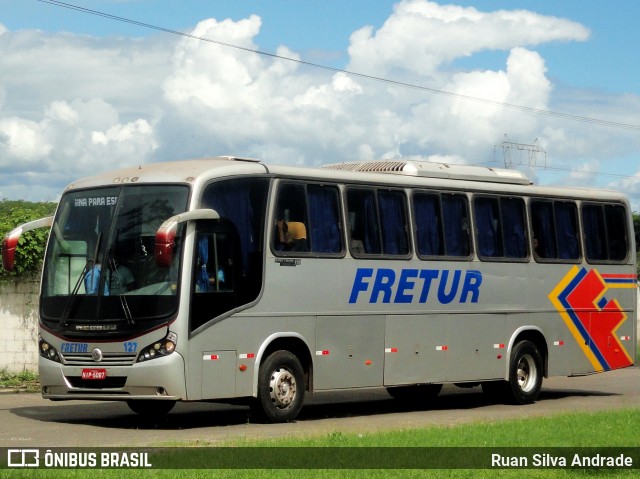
[349,268,482,304]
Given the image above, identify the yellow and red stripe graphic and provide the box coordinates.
[549,266,635,372]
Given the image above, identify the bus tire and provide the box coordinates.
[253,350,305,423]
[507,340,543,404]
[126,399,176,416]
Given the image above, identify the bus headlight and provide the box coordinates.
[39,335,61,363]
[137,332,177,362]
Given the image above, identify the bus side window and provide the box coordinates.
[413,192,444,256]
[531,200,556,259]
[274,183,309,253]
[605,205,629,261]
[501,197,527,258]
[555,202,580,259]
[379,190,409,256]
[582,203,628,262]
[347,188,381,256]
[414,191,471,259]
[346,187,409,257]
[307,184,343,254]
[530,200,579,262]
[474,196,527,260]
[474,197,503,258]
[194,232,234,293]
[442,194,471,257]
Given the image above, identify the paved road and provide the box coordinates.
[1,367,639,448]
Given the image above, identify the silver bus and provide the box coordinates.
[3,156,636,422]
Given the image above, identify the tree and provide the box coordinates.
[634,212,640,278]
[0,200,57,283]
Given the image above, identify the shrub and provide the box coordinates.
[0,200,57,283]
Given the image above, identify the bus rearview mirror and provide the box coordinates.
[155,209,220,267]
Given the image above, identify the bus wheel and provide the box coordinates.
[253,350,305,423]
[507,340,543,404]
[126,399,176,416]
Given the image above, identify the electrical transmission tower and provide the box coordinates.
[494,134,547,171]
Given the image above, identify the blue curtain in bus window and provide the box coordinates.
[531,201,556,259]
[474,197,501,257]
[442,195,469,256]
[414,194,441,256]
[308,185,342,253]
[202,180,254,273]
[359,191,380,254]
[606,205,627,261]
[582,205,606,260]
[501,198,526,258]
[379,191,409,255]
[196,236,210,292]
[555,202,579,259]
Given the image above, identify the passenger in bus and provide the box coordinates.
[276,219,308,252]
[84,260,102,294]
[350,237,365,255]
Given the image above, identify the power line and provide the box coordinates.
[537,165,639,181]
[472,158,640,181]
[36,0,640,133]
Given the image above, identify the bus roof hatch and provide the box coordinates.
[322,160,531,185]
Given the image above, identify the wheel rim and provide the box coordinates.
[517,353,537,392]
[269,366,297,409]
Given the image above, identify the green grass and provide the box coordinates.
[5,408,640,479]
[0,368,39,391]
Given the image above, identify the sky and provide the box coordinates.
[1,0,640,209]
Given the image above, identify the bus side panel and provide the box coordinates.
[187,316,288,400]
[201,350,237,399]
[546,265,637,376]
[314,315,384,390]
[446,313,506,382]
[384,314,447,385]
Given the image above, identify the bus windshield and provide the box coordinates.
[40,184,190,328]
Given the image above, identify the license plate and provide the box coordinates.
[81,368,107,380]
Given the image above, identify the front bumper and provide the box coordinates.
[39,352,187,401]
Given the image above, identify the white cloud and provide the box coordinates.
[0,0,639,210]
[45,101,79,124]
[0,117,52,162]
[163,16,267,109]
[347,0,589,76]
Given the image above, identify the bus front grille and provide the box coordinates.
[61,352,137,366]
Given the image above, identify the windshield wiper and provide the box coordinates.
[59,232,102,326]
[107,255,135,325]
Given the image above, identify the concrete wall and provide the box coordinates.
[0,280,40,372]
